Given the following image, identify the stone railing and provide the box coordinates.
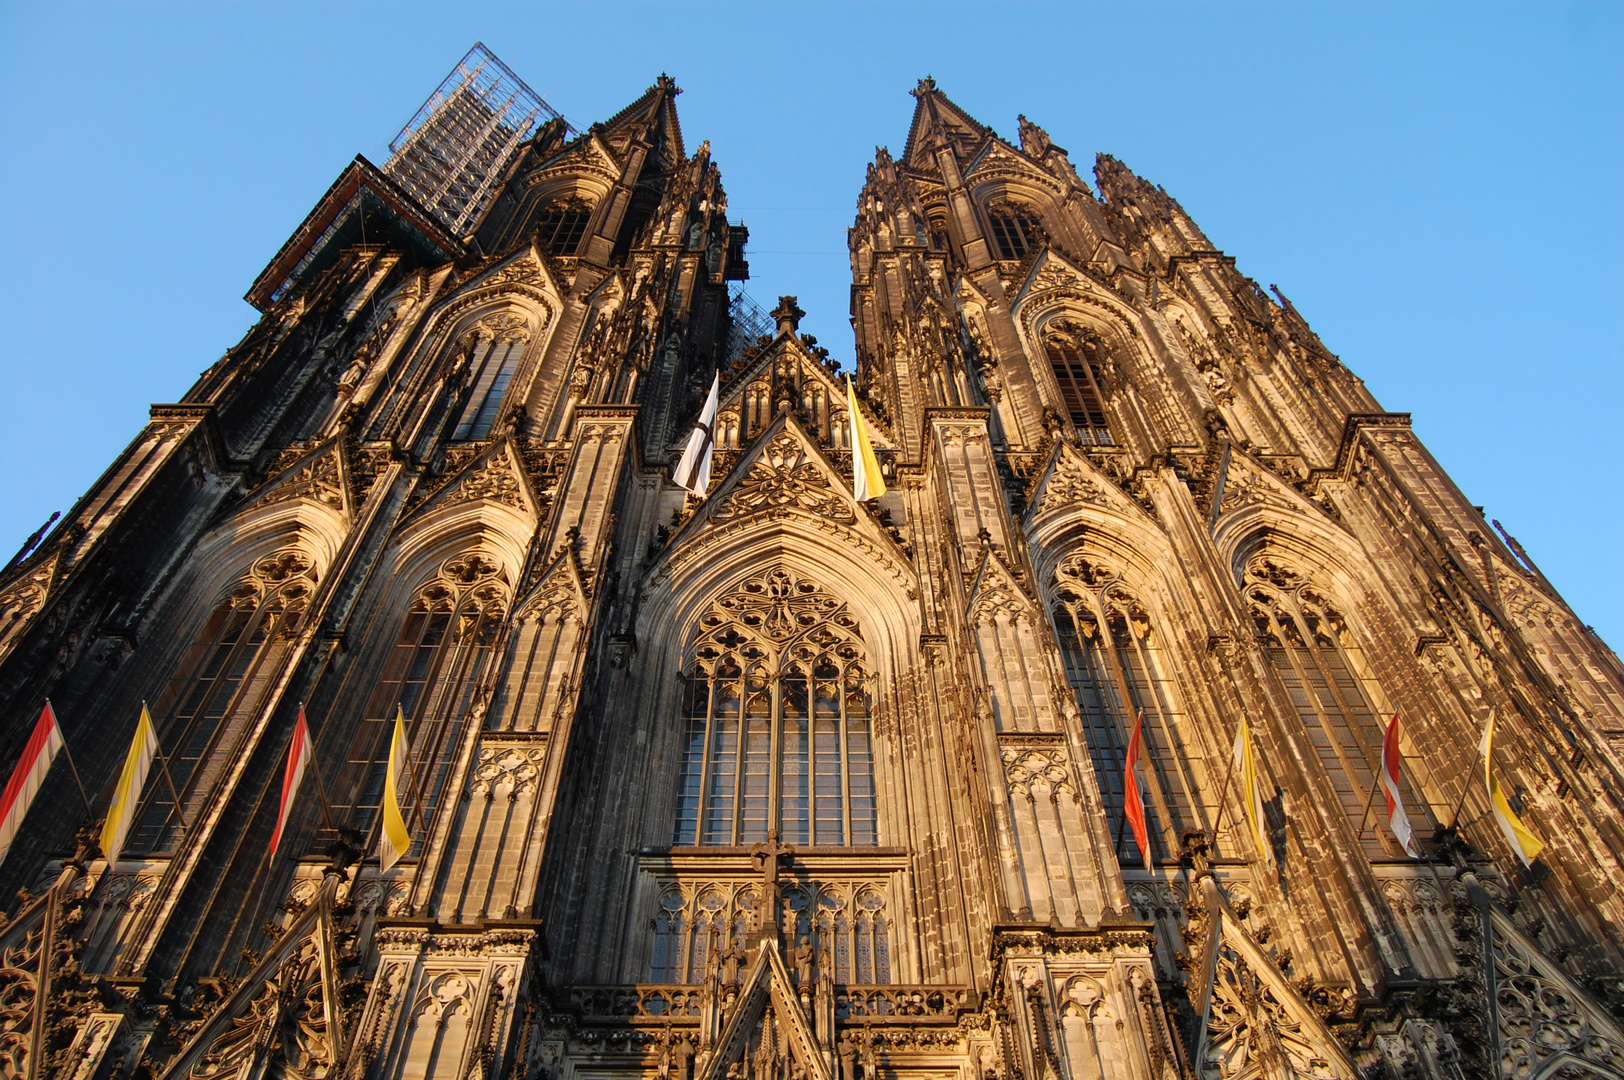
[835,986,976,1022]
[562,984,978,1024]
[567,985,706,1020]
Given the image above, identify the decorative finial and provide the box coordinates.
[911,75,937,97]
[770,296,805,337]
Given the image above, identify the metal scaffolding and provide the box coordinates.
[384,43,569,238]
[725,286,775,369]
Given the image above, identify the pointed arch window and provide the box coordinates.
[987,203,1042,260]
[673,571,878,848]
[535,199,593,255]
[1050,555,1213,865]
[452,314,530,440]
[336,553,509,852]
[1043,329,1115,446]
[128,551,317,854]
[1243,557,1433,858]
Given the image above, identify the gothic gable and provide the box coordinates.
[1011,247,1129,319]
[1211,446,1344,534]
[699,943,833,1080]
[1483,906,1624,1079]
[1027,438,1148,526]
[158,874,348,1080]
[654,413,913,595]
[719,334,895,453]
[401,437,543,527]
[966,545,1040,626]
[242,436,353,522]
[1188,878,1359,1080]
[460,242,561,297]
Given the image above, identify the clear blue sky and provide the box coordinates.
[2,3,1620,647]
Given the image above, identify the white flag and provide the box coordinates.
[673,373,720,496]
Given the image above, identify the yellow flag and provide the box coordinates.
[846,376,886,501]
[1232,716,1274,866]
[102,704,159,866]
[1480,712,1544,866]
[379,706,412,872]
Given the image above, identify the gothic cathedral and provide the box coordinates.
[1,46,1622,1080]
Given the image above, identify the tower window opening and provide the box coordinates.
[1245,564,1434,858]
[987,204,1041,260]
[451,320,530,440]
[336,554,508,853]
[535,200,592,255]
[128,552,316,855]
[1051,560,1214,865]
[1044,334,1115,445]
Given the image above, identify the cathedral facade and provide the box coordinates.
[1,47,1622,1080]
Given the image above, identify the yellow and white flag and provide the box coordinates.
[846,376,886,501]
[379,706,413,872]
[101,704,159,867]
[1232,716,1274,866]
[1480,711,1544,866]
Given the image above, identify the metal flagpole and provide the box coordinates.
[146,703,190,832]
[46,700,95,819]
[1210,714,1241,856]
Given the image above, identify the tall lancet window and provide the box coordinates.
[1043,327,1116,446]
[1050,554,1212,865]
[672,570,878,848]
[129,551,317,854]
[1243,557,1430,858]
[338,553,509,851]
[535,199,593,255]
[987,203,1042,260]
[451,313,531,440]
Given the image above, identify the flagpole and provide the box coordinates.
[302,705,338,834]
[1210,715,1240,856]
[1355,771,1382,838]
[146,702,190,832]
[47,700,95,819]
[1449,710,1490,829]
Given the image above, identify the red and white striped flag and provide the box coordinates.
[1124,709,1152,870]
[0,703,66,865]
[269,709,314,860]
[1380,711,1420,858]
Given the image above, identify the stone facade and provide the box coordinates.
[0,61,1620,1080]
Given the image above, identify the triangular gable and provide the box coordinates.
[402,437,542,526]
[1189,878,1358,1080]
[658,413,912,584]
[1011,247,1119,312]
[1211,445,1334,528]
[1484,906,1624,1077]
[966,545,1039,626]
[1026,439,1148,525]
[961,136,1055,186]
[515,543,589,623]
[461,242,559,295]
[699,942,832,1080]
[242,437,352,521]
[719,335,896,451]
[158,873,348,1080]
[521,129,625,188]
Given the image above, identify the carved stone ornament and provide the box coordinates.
[447,448,528,510]
[714,430,854,523]
[1036,450,1111,514]
[257,444,345,510]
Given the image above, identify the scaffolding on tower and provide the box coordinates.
[384,42,571,238]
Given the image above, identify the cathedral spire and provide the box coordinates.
[901,76,992,166]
